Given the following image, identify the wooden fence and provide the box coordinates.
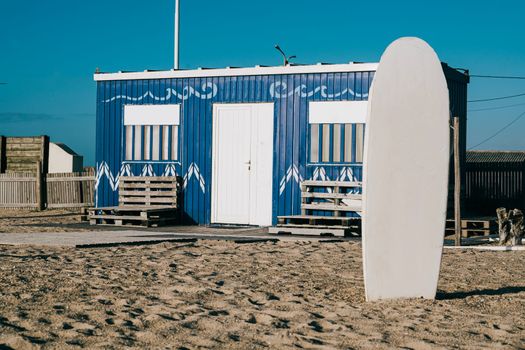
[47,169,95,209]
[0,172,39,209]
[0,169,94,209]
[0,135,49,173]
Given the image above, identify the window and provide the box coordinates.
[309,101,366,164]
[123,104,180,161]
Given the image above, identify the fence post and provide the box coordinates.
[454,117,462,246]
[40,135,50,174]
[0,136,5,173]
[35,161,45,211]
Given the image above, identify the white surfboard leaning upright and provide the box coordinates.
[362,37,450,301]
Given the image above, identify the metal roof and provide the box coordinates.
[93,63,379,82]
[466,151,525,163]
[53,142,79,156]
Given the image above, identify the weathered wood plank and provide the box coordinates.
[6,155,41,164]
[119,183,177,189]
[5,137,42,144]
[46,176,95,182]
[302,203,362,212]
[277,223,352,229]
[269,226,347,237]
[5,143,42,151]
[301,192,362,199]
[47,203,92,209]
[0,203,39,208]
[302,180,362,187]
[6,164,38,171]
[121,176,179,182]
[0,177,37,182]
[35,162,44,210]
[120,197,178,204]
[7,150,42,157]
[277,215,360,221]
[93,205,177,212]
[119,190,178,197]
[89,214,150,221]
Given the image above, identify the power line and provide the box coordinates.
[470,74,525,80]
[468,109,525,150]
[468,102,525,112]
[468,92,525,103]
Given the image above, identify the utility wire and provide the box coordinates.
[470,74,525,80]
[468,109,525,150]
[468,102,525,112]
[468,92,525,103]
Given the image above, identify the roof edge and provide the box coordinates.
[442,63,470,84]
[94,63,379,82]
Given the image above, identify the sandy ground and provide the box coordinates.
[0,239,524,349]
[0,210,90,233]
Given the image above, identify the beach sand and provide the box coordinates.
[0,210,90,234]
[0,239,524,349]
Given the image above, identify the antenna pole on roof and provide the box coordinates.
[174,0,180,70]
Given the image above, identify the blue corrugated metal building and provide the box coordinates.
[93,62,469,225]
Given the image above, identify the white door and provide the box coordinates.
[211,103,274,226]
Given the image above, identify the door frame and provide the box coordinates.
[211,102,275,226]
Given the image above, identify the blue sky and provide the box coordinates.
[0,0,524,166]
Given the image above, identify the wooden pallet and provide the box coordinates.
[273,181,362,237]
[445,217,496,237]
[269,226,352,237]
[88,176,180,227]
[119,177,179,206]
[278,215,361,227]
[301,180,362,216]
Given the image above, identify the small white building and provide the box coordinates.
[48,142,83,173]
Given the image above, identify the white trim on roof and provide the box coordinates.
[94,63,378,81]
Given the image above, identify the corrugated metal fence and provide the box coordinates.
[0,169,95,209]
[465,152,525,215]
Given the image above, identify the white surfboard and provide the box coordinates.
[362,37,450,301]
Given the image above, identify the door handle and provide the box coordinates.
[245,161,251,170]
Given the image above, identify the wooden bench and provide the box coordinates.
[270,180,362,237]
[88,176,180,227]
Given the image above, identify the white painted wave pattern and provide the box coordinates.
[270,82,368,99]
[94,161,205,196]
[103,82,218,103]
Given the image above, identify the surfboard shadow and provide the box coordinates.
[436,286,525,300]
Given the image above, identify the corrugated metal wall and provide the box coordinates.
[95,67,468,225]
[465,158,525,216]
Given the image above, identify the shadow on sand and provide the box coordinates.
[437,286,525,300]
